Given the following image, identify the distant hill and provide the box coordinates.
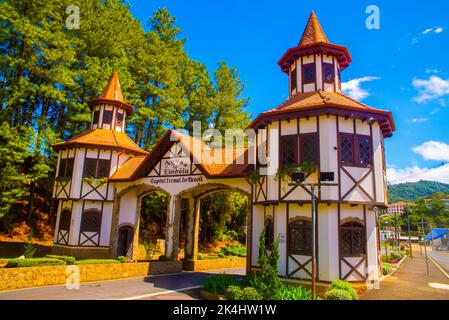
[388,181,449,202]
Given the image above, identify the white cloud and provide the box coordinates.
[411,118,429,123]
[412,76,449,103]
[387,164,449,184]
[341,76,380,101]
[412,26,445,44]
[388,141,449,184]
[412,141,449,162]
[425,68,441,74]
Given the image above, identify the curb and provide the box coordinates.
[379,255,408,282]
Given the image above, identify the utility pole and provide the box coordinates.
[421,219,429,275]
[406,206,413,259]
[311,184,316,300]
[384,220,389,258]
[394,209,399,251]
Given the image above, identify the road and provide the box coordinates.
[0,267,245,300]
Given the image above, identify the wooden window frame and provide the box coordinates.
[59,209,72,231]
[302,62,316,85]
[288,218,313,256]
[299,133,319,165]
[264,217,274,251]
[116,112,124,126]
[103,110,113,125]
[290,67,297,93]
[83,158,111,179]
[92,110,100,126]
[58,158,74,179]
[339,221,366,257]
[323,62,335,84]
[339,133,372,167]
[280,135,298,167]
[80,209,102,233]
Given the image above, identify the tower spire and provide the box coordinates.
[100,70,125,103]
[298,11,329,46]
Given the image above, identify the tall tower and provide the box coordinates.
[278,11,351,97]
[248,12,395,282]
[52,71,147,258]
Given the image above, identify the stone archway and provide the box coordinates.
[109,183,171,259]
[176,183,251,271]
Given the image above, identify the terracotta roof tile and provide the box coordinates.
[100,70,125,103]
[53,129,148,155]
[87,71,134,114]
[110,156,146,180]
[298,11,329,47]
[263,91,384,114]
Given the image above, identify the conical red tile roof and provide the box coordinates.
[298,11,329,46]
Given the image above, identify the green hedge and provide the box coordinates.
[220,244,246,257]
[324,288,353,300]
[75,259,120,265]
[275,283,313,300]
[45,254,76,265]
[5,258,66,268]
[203,274,240,295]
[324,280,357,300]
[382,263,393,275]
[117,256,127,263]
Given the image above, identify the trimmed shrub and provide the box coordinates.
[75,259,120,265]
[324,288,353,300]
[225,286,262,300]
[390,251,403,260]
[240,287,262,300]
[328,280,357,300]
[203,274,240,295]
[275,283,313,300]
[220,244,246,257]
[45,255,76,265]
[225,285,243,300]
[382,263,393,275]
[6,258,66,268]
[117,256,127,263]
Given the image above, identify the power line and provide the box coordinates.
[388,161,449,184]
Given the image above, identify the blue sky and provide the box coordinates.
[129,0,449,184]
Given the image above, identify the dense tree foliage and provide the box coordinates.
[388,181,449,202]
[0,1,250,240]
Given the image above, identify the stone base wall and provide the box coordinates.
[52,245,111,259]
[183,257,246,272]
[0,260,182,292]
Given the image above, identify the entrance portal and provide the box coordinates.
[117,225,134,258]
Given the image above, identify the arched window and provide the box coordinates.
[264,217,274,250]
[340,221,366,257]
[59,209,71,231]
[288,218,312,256]
[80,210,102,233]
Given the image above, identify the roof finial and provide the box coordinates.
[100,70,125,102]
[298,11,329,46]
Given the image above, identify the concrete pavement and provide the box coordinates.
[362,254,449,300]
[0,267,245,300]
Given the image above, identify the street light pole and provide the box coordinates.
[311,184,316,300]
[385,221,389,258]
[406,206,413,259]
[421,219,429,275]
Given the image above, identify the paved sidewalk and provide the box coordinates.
[362,254,449,300]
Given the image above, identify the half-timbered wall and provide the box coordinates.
[253,114,386,206]
[289,53,341,97]
[91,104,126,132]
